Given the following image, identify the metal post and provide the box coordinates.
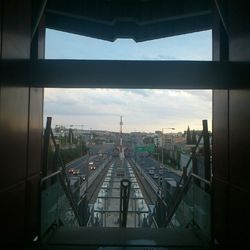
[203,120,211,192]
[81,134,83,156]
[43,117,52,177]
[191,147,200,187]
[161,128,164,164]
[119,179,131,228]
[86,153,89,194]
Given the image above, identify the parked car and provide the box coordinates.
[159,169,164,174]
[153,174,159,179]
[149,169,155,175]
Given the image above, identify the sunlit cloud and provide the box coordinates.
[44,89,212,132]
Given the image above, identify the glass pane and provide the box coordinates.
[41,175,79,236]
[169,180,211,239]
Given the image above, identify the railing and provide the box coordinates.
[161,120,211,240]
[40,117,83,237]
[40,170,81,237]
[164,173,211,239]
[175,120,211,191]
[130,120,211,233]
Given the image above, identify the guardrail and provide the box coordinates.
[130,159,159,195]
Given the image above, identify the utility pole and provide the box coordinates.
[70,124,84,156]
[120,116,124,158]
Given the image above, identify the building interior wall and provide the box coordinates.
[212,0,250,245]
[0,0,44,242]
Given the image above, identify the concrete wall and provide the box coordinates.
[212,0,250,245]
[0,0,44,243]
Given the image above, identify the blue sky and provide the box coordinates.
[44,29,212,132]
[45,29,211,61]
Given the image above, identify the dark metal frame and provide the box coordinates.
[1,60,250,88]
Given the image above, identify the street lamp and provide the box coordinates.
[70,124,84,156]
[161,127,175,165]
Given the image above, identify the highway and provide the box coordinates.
[63,142,184,228]
[65,143,115,176]
[134,155,182,185]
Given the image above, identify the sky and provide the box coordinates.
[44,29,212,133]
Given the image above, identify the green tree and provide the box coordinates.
[191,130,197,145]
[186,126,192,145]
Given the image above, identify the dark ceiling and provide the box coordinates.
[45,0,212,42]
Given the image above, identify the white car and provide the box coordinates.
[89,161,96,170]
[153,174,159,179]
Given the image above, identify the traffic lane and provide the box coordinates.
[66,144,114,176]
[136,157,181,184]
[88,144,114,155]
[72,155,99,175]
[67,155,106,176]
[66,144,114,167]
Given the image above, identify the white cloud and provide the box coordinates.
[44,89,212,132]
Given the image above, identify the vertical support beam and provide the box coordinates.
[119,179,131,228]
[31,0,47,41]
[191,147,199,187]
[42,117,52,177]
[203,120,211,192]
[119,116,123,157]
[213,0,229,62]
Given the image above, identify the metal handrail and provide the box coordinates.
[191,173,211,186]
[41,169,82,226]
[163,172,211,227]
[41,170,61,183]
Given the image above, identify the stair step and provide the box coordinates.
[43,227,208,249]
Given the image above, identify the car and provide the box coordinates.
[68,168,75,174]
[89,161,96,170]
[159,169,164,174]
[80,175,86,181]
[73,169,80,175]
[153,174,159,179]
[149,169,155,175]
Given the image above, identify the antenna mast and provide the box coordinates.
[120,116,123,153]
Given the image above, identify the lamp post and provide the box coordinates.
[70,124,84,156]
[161,127,175,165]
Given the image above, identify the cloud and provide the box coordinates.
[44,88,212,132]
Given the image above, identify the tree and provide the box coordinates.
[191,130,197,145]
[186,126,192,145]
